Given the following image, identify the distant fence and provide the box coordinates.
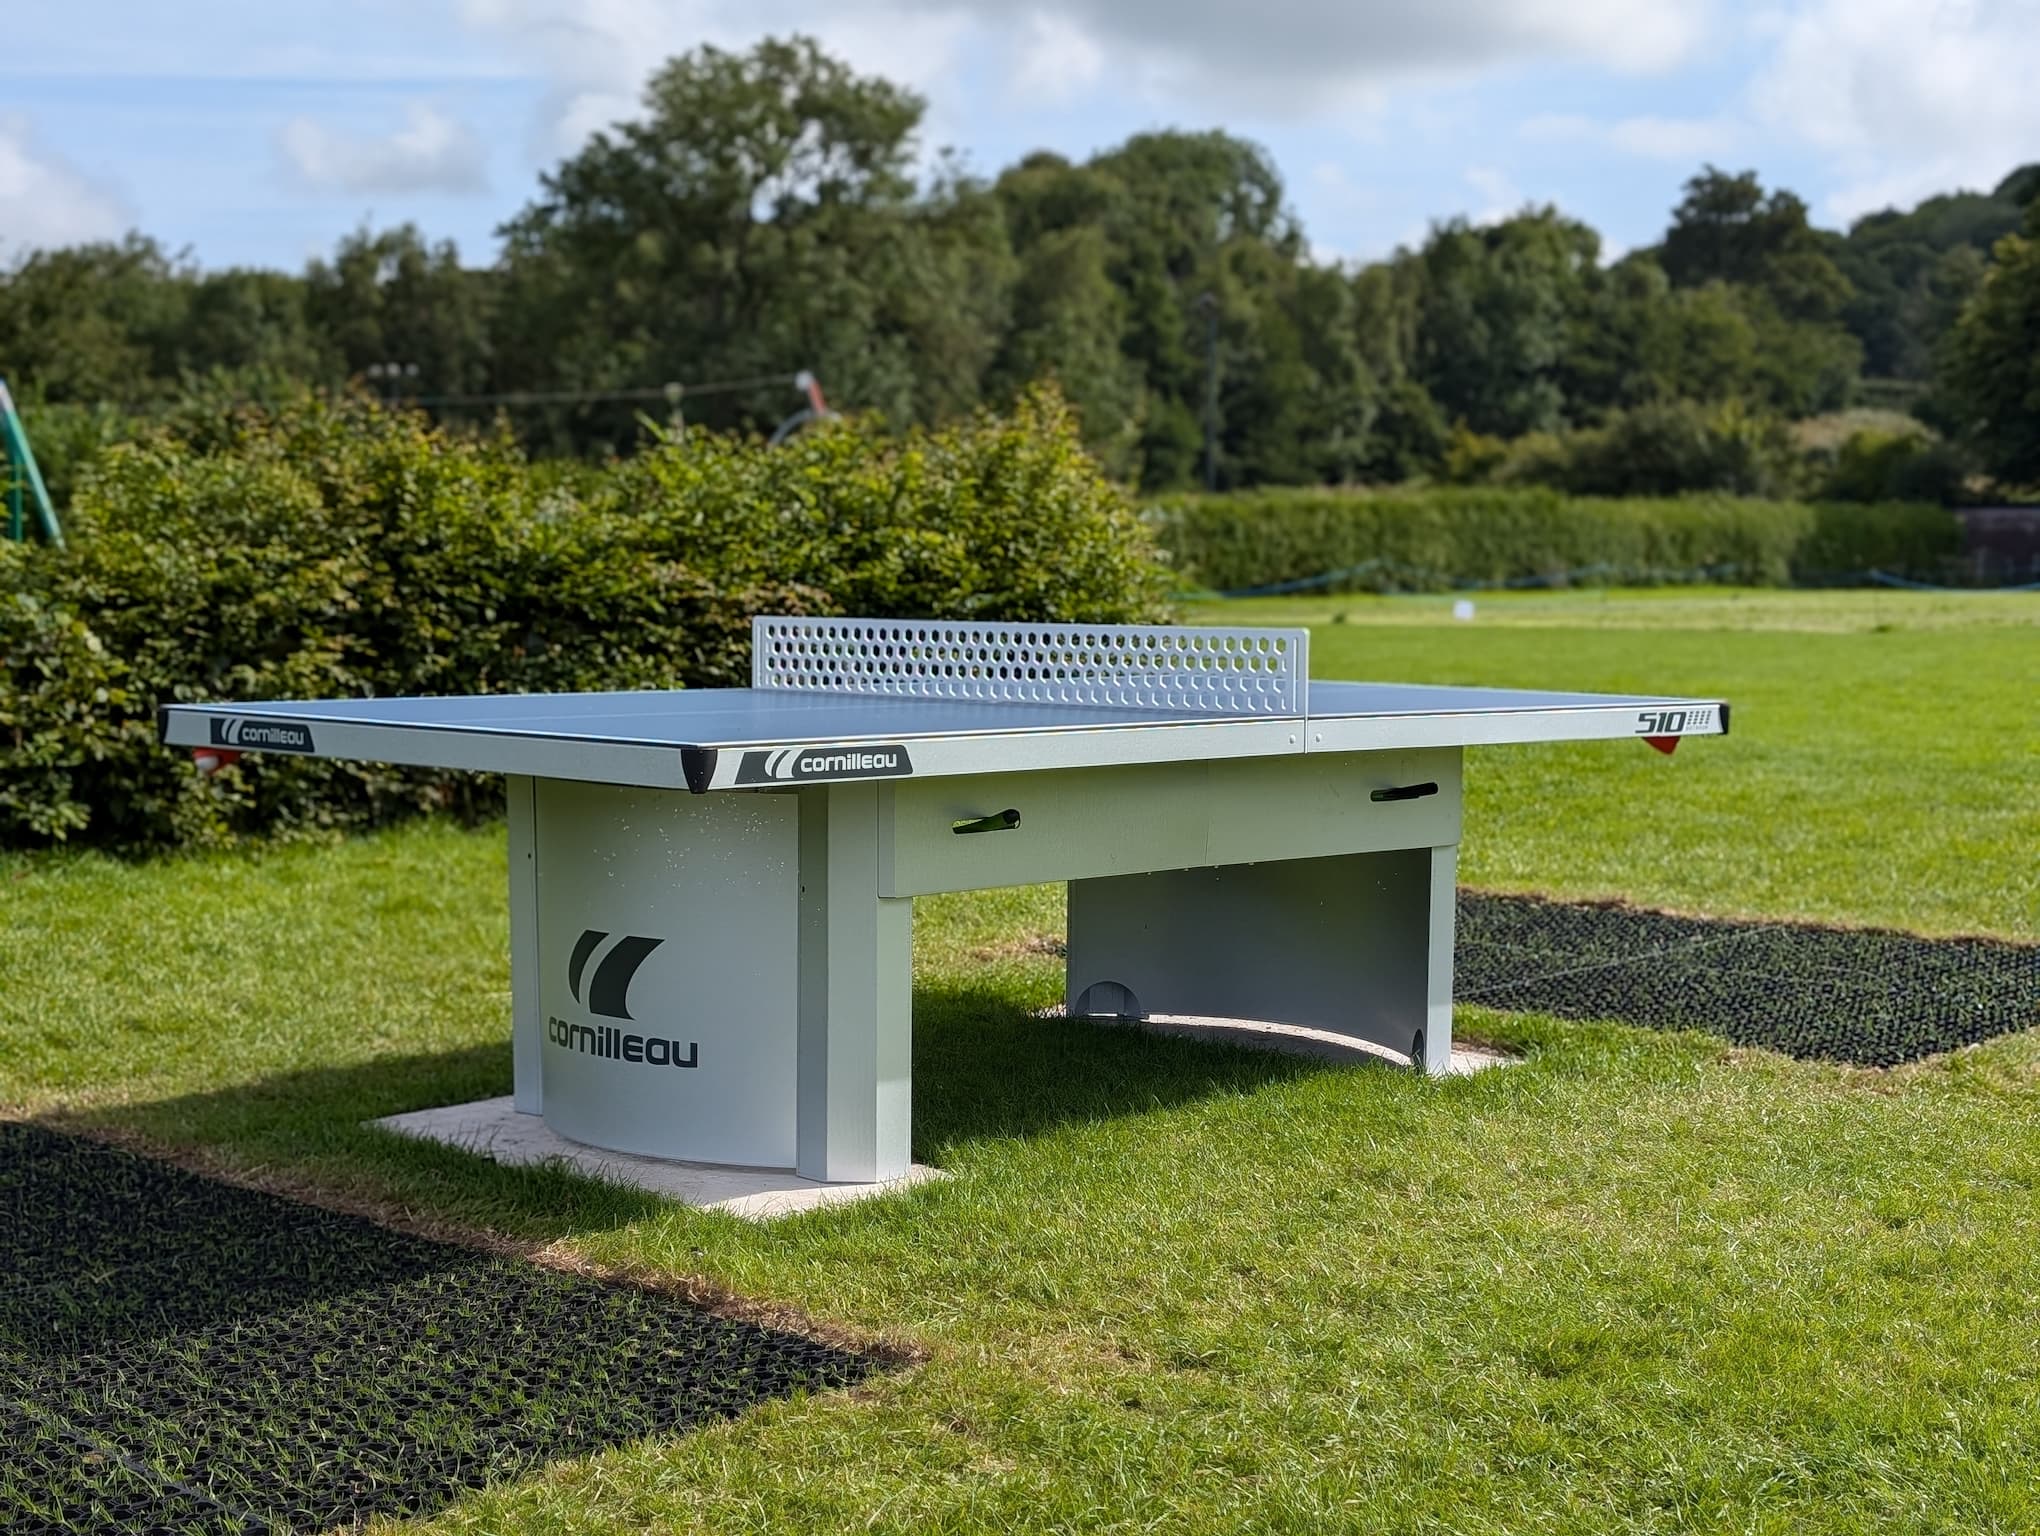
[1179,557,2040,601]
[1955,506,2040,583]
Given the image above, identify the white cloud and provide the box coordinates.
[1309,159,1375,208]
[1515,1,2040,231]
[1519,109,1739,161]
[0,115,128,254]
[1464,165,1521,224]
[901,0,1706,114]
[1519,112,1596,143]
[1751,0,2040,220]
[457,0,971,157]
[457,0,721,156]
[1607,114,1741,161]
[454,0,1710,157]
[279,103,488,194]
[1010,10,1107,103]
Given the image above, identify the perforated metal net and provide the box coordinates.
[0,1125,878,1535]
[750,616,1306,713]
[1456,893,2038,1066]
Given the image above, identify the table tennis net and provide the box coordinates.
[750,617,1307,715]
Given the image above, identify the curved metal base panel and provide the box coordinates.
[533,781,801,1168]
[1066,846,1459,1075]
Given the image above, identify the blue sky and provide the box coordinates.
[2,0,2035,272]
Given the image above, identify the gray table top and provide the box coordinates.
[168,679,1698,743]
[161,679,1729,789]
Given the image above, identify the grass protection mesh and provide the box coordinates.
[1457,893,2039,1066]
[0,1125,879,1535]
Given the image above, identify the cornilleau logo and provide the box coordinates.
[551,928,697,1069]
[733,743,914,785]
[566,930,663,1020]
[209,716,315,753]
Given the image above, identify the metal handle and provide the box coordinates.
[1370,782,1439,803]
[952,809,1022,835]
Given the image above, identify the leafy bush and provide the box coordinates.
[1150,486,1961,595]
[1818,427,1968,504]
[1487,401,1802,499]
[1,387,1166,852]
[9,398,147,511]
[602,388,1166,624]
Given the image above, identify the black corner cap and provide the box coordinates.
[679,746,717,795]
[1719,702,1732,737]
[156,705,172,744]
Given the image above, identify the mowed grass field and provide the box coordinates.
[2,588,2037,1534]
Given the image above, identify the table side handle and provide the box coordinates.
[1369,782,1440,803]
[952,809,1023,835]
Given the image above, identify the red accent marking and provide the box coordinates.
[192,748,242,774]
[1644,736,1679,755]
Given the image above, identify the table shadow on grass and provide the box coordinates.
[69,1042,682,1243]
[0,1122,880,1536]
[85,992,1352,1208]
[908,985,1342,1154]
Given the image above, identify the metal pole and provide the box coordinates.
[0,379,61,546]
[1,378,22,541]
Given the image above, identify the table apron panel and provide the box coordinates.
[879,747,1462,897]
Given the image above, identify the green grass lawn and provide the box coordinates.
[2,588,2037,1534]
[1188,588,2040,936]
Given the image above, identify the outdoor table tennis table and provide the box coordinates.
[160,617,1728,1188]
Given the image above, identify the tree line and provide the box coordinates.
[3,36,2036,493]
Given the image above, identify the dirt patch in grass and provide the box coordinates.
[969,932,1066,964]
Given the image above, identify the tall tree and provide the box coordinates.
[181,268,331,383]
[1836,187,2022,378]
[496,35,989,448]
[988,222,1144,478]
[1412,210,1599,437]
[0,236,191,402]
[1939,205,2040,486]
[1089,131,1300,488]
[304,226,496,406]
[1661,167,1852,324]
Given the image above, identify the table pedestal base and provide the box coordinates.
[500,750,1466,1188]
[373,1097,942,1220]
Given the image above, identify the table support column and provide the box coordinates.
[1067,843,1461,1072]
[796,783,915,1182]
[1420,844,1458,1075]
[507,774,543,1114]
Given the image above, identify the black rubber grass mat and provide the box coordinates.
[0,1124,878,1535]
[1456,893,2039,1066]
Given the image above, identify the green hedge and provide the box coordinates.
[1,388,1167,852]
[1149,487,1962,595]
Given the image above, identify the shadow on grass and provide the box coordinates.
[58,1041,677,1242]
[54,979,1357,1240]
[911,983,1347,1154]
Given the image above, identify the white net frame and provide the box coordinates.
[750,617,1307,715]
